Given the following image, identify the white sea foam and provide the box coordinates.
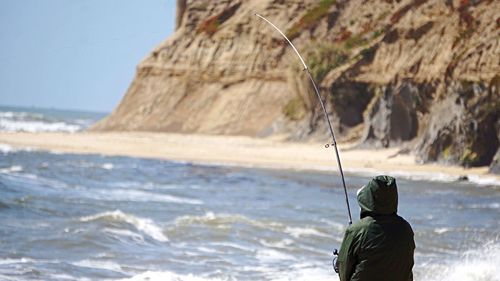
[118,271,230,281]
[110,181,181,190]
[256,249,296,263]
[209,242,254,253]
[466,175,500,187]
[73,259,123,273]
[103,228,145,243]
[96,189,203,205]
[0,143,13,153]
[173,212,282,230]
[270,265,336,281]
[0,165,23,173]
[466,203,500,209]
[0,119,81,133]
[419,241,500,281]
[0,257,34,265]
[259,238,294,249]
[48,273,87,280]
[348,168,500,187]
[102,163,114,170]
[434,227,451,234]
[284,226,330,238]
[80,210,168,242]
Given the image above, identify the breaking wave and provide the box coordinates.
[0,109,100,133]
[418,241,500,281]
[80,210,168,242]
[172,212,283,230]
[72,259,124,273]
[119,271,232,281]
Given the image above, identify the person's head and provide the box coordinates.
[357,175,398,218]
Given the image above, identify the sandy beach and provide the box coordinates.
[1,132,498,185]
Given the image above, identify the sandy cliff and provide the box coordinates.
[92,0,499,170]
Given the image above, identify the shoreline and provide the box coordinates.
[1,132,499,186]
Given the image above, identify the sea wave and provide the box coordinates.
[0,165,23,174]
[118,271,232,281]
[103,228,146,243]
[72,259,124,273]
[284,226,330,238]
[0,110,87,133]
[347,168,500,187]
[0,143,13,153]
[0,258,34,266]
[172,212,282,230]
[119,265,335,281]
[0,119,81,133]
[80,210,168,242]
[256,249,296,263]
[418,241,500,281]
[95,189,203,205]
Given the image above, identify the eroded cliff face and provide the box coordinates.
[93,0,500,169]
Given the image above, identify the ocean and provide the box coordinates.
[0,105,106,133]
[0,107,499,281]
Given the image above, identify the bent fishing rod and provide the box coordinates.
[255,13,353,225]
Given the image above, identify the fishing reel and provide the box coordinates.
[325,143,335,148]
[332,249,339,273]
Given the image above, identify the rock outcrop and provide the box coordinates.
[93,0,500,170]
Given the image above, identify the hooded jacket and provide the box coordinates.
[337,176,415,281]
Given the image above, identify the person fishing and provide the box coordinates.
[335,175,415,281]
[254,15,414,280]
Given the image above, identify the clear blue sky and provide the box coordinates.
[0,0,175,113]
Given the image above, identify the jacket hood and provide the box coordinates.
[357,175,398,217]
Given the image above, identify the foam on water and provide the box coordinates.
[284,226,330,238]
[103,228,145,243]
[256,249,296,263]
[269,264,336,281]
[419,241,500,281]
[434,227,452,234]
[102,163,114,170]
[0,165,23,173]
[119,271,232,281]
[209,242,255,253]
[0,110,92,133]
[80,210,168,242]
[96,189,203,205]
[72,259,124,273]
[259,238,294,249]
[0,258,34,265]
[173,212,282,230]
[466,175,500,187]
[0,119,81,133]
[466,203,500,209]
[321,167,500,187]
[0,143,13,153]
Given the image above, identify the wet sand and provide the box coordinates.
[0,132,498,184]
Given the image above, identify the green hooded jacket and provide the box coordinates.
[338,175,415,281]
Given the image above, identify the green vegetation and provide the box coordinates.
[283,97,307,121]
[286,0,336,40]
[344,34,368,49]
[442,145,453,160]
[308,43,349,83]
[460,148,479,167]
[371,28,385,39]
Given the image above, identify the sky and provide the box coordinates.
[0,0,176,113]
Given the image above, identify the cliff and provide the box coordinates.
[92,0,500,171]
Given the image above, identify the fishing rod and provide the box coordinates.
[255,13,353,225]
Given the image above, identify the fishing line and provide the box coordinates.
[255,13,353,225]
